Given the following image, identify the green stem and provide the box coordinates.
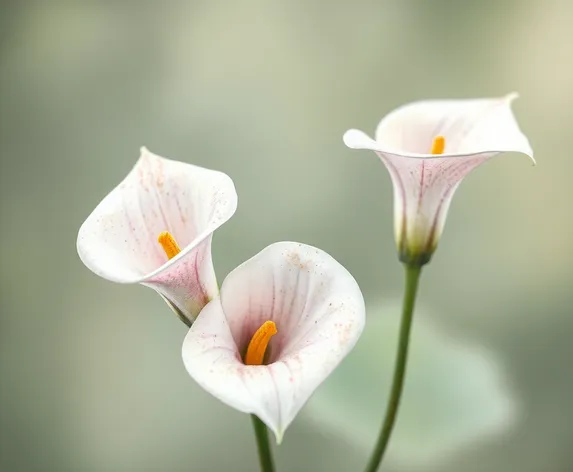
[251,414,276,472]
[364,263,423,472]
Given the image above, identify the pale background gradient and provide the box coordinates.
[1,1,572,471]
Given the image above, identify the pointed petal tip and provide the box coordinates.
[516,146,536,166]
[274,428,284,445]
[510,144,536,166]
[136,146,158,165]
[501,92,536,166]
[138,146,152,159]
[342,129,379,151]
[342,129,359,148]
[137,146,172,165]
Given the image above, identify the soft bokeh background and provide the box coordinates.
[1,1,572,471]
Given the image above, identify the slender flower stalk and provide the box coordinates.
[251,415,276,472]
[364,264,422,472]
[343,94,534,469]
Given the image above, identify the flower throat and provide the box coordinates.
[157,231,277,366]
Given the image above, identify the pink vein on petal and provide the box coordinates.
[193,248,209,306]
[417,160,425,212]
[378,153,408,251]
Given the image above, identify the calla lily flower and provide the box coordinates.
[343,93,534,265]
[182,242,365,443]
[77,147,237,324]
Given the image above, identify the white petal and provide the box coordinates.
[374,93,534,161]
[182,242,365,442]
[344,94,534,261]
[342,129,383,151]
[377,151,497,257]
[77,147,237,320]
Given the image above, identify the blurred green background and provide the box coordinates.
[1,1,572,471]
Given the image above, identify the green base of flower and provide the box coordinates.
[398,249,433,267]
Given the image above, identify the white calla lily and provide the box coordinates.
[344,93,534,265]
[77,147,237,324]
[182,242,365,443]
